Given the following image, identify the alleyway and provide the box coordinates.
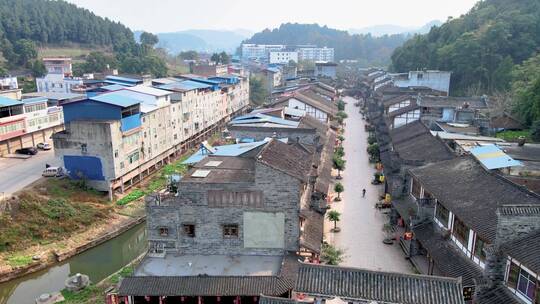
[324,96,413,273]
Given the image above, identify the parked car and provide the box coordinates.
[37,142,52,150]
[15,147,38,155]
[42,167,64,177]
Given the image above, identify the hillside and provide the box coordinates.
[349,20,442,37]
[244,23,408,66]
[135,29,250,54]
[390,0,540,95]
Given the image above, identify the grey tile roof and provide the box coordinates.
[409,157,540,242]
[292,91,338,117]
[413,223,483,287]
[257,139,313,182]
[118,276,293,296]
[501,229,540,274]
[476,285,521,304]
[295,263,464,304]
[390,121,455,164]
[417,96,488,109]
[314,131,335,195]
[299,209,324,253]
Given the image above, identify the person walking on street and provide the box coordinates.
[362,188,366,198]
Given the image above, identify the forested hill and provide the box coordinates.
[0,0,134,51]
[390,0,540,95]
[244,23,408,66]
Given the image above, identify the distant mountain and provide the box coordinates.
[349,20,442,37]
[135,30,250,54]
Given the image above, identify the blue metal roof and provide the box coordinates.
[22,97,48,104]
[159,80,212,91]
[105,75,142,84]
[101,84,128,91]
[0,96,22,107]
[470,144,523,170]
[191,77,222,85]
[182,141,269,164]
[90,92,140,108]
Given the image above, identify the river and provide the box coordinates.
[0,222,147,304]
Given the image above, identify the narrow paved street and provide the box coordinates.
[325,96,413,273]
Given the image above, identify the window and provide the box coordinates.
[507,262,520,290]
[120,161,124,169]
[452,217,469,245]
[159,227,169,237]
[411,178,421,198]
[435,202,449,227]
[517,268,537,301]
[474,237,487,261]
[223,224,239,238]
[128,151,139,164]
[81,144,88,154]
[114,150,119,158]
[183,224,195,237]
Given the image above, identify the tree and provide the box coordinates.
[327,210,341,232]
[13,39,37,66]
[333,155,346,179]
[211,52,231,65]
[211,53,221,64]
[337,100,345,111]
[512,53,540,126]
[249,76,268,105]
[321,243,344,265]
[531,121,540,142]
[31,60,47,77]
[335,146,345,158]
[140,32,159,46]
[178,51,199,61]
[334,183,344,201]
[0,65,7,77]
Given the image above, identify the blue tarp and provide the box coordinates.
[230,113,300,127]
[182,141,268,164]
[470,144,523,170]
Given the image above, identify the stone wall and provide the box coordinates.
[146,162,302,255]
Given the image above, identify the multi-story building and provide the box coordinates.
[269,51,298,64]
[242,44,286,61]
[36,58,85,93]
[297,47,334,62]
[315,62,337,79]
[0,75,22,100]
[53,75,250,197]
[0,95,67,155]
[392,70,452,95]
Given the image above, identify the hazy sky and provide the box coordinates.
[65,0,479,33]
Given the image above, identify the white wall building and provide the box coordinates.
[36,74,84,93]
[393,70,452,95]
[297,47,335,62]
[269,51,298,64]
[241,44,285,60]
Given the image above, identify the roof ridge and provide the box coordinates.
[298,262,462,283]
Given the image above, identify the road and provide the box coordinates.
[325,96,413,273]
[0,149,59,197]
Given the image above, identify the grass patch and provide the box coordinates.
[496,130,533,142]
[110,266,134,284]
[5,255,33,267]
[60,285,103,304]
[116,189,145,206]
[0,193,111,253]
[38,44,112,61]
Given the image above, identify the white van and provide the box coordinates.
[42,167,64,177]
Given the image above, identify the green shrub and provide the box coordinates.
[116,189,146,206]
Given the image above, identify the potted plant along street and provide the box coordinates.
[334,182,344,202]
[327,210,341,233]
[382,223,395,244]
[333,156,346,180]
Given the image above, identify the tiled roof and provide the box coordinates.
[413,223,483,287]
[314,131,335,195]
[118,276,292,296]
[409,156,540,242]
[417,96,488,109]
[257,139,313,182]
[290,91,338,117]
[295,263,465,304]
[476,285,521,304]
[501,228,540,274]
[390,121,455,164]
[299,209,324,253]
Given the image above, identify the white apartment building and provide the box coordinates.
[297,47,335,62]
[241,44,285,60]
[392,70,452,95]
[53,76,250,196]
[269,51,298,64]
[36,57,85,93]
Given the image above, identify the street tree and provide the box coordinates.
[333,155,346,179]
[321,243,344,265]
[327,210,341,232]
[334,183,344,201]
